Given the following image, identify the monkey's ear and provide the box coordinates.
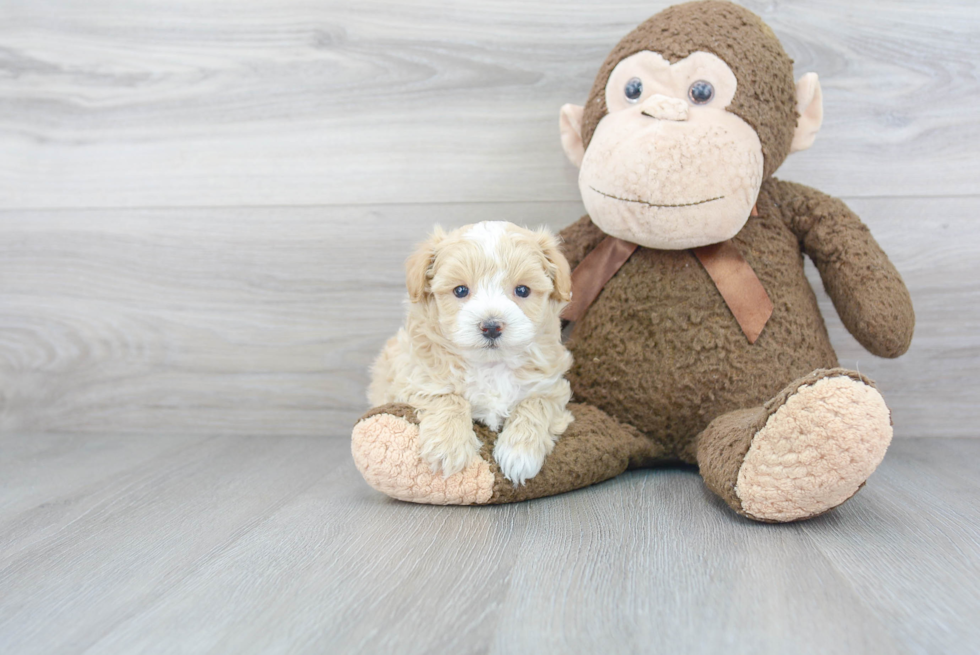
[405,227,445,303]
[559,104,586,168]
[538,229,572,303]
[790,73,823,154]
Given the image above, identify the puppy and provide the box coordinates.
[369,221,574,485]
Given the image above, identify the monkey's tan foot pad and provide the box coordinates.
[736,375,892,522]
[351,407,494,505]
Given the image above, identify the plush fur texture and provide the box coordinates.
[560,178,913,461]
[351,1,915,522]
[368,221,574,485]
[694,368,891,521]
[735,375,892,522]
[577,49,765,249]
[353,401,664,505]
[353,368,891,516]
[580,0,798,180]
[352,405,495,505]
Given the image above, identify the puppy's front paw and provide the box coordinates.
[418,416,482,478]
[494,423,555,486]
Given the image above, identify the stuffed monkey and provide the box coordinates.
[351,0,914,522]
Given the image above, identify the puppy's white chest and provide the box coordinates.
[462,362,525,432]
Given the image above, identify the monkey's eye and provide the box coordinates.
[624,77,643,103]
[514,285,530,298]
[688,80,714,105]
[453,285,469,298]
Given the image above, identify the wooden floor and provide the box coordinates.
[0,434,977,654]
[2,1,980,653]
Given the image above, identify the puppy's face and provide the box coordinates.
[407,221,571,359]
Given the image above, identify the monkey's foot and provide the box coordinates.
[351,404,495,505]
[735,373,893,522]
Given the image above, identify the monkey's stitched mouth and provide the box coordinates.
[589,186,724,208]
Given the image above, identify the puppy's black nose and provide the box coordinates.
[480,321,503,340]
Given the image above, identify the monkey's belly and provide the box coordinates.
[565,246,838,460]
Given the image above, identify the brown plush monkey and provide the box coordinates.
[351,0,915,522]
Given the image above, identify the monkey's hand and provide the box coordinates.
[775,180,915,358]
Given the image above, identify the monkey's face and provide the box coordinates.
[576,51,764,250]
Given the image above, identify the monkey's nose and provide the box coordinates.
[480,320,504,340]
[640,94,689,121]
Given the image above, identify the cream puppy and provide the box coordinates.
[369,221,574,485]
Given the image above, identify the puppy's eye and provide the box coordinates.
[624,77,643,103]
[688,80,714,105]
[514,285,530,298]
[453,285,469,298]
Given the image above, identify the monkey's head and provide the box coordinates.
[560,1,823,249]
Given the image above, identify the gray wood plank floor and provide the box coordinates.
[1,434,977,654]
[2,2,979,653]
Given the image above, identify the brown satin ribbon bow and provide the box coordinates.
[563,206,773,344]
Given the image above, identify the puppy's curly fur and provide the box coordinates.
[369,221,574,485]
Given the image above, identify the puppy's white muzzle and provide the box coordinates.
[453,277,535,354]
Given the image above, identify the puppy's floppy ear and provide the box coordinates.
[537,229,572,303]
[406,226,446,303]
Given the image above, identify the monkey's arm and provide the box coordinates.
[769,179,914,358]
[558,215,608,270]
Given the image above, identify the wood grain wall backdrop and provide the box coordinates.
[1,1,978,437]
